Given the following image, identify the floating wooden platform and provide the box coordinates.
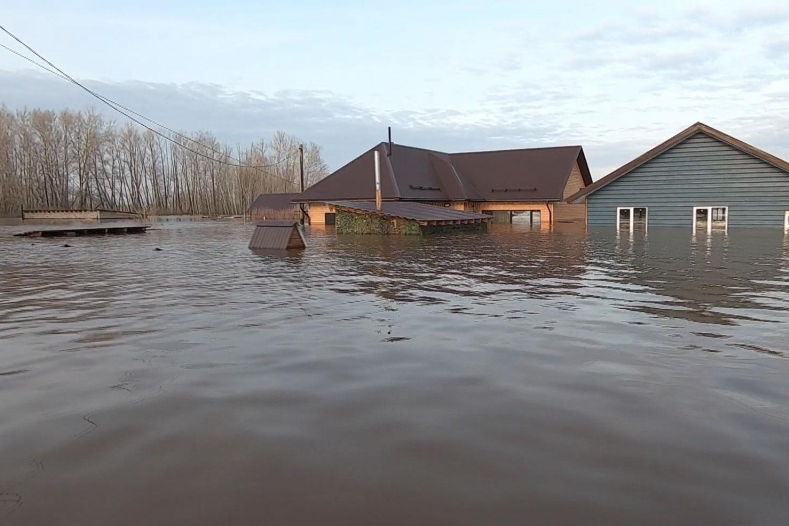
[14,225,149,238]
[21,208,143,221]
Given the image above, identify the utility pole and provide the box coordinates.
[299,144,305,225]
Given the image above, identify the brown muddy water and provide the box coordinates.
[1,221,789,525]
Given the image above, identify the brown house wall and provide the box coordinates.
[563,162,586,200]
[306,203,335,225]
[308,200,566,227]
[554,203,587,224]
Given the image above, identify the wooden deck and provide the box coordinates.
[21,208,143,221]
[14,225,149,238]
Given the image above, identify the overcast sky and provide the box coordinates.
[1,0,788,175]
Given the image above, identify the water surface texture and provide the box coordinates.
[1,222,789,525]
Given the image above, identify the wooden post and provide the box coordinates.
[374,150,382,211]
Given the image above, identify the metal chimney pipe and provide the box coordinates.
[387,126,393,157]
[374,149,382,211]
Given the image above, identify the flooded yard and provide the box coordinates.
[1,221,788,525]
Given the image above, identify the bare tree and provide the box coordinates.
[0,107,330,216]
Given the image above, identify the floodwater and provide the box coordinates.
[1,221,788,525]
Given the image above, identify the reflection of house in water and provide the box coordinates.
[325,227,592,305]
[599,228,789,327]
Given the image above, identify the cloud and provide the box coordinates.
[0,69,580,170]
[4,0,789,188]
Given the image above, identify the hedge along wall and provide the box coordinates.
[336,210,423,235]
[336,210,489,235]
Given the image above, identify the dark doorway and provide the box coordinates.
[512,211,541,226]
[325,213,336,226]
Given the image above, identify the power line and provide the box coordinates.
[0,25,301,184]
[0,25,297,173]
[1,40,299,174]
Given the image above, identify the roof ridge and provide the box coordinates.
[449,145,582,156]
[389,142,583,156]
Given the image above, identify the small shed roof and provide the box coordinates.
[566,122,789,203]
[327,200,491,224]
[249,221,306,250]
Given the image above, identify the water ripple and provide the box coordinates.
[1,222,789,525]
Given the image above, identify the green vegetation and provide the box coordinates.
[336,210,422,235]
[336,210,488,235]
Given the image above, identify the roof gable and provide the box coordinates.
[449,146,586,202]
[567,122,789,202]
[294,143,400,202]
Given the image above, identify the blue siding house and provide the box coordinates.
[568,123,789,231]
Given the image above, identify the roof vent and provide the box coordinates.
[409,185,441,191]
[491,187,537,193]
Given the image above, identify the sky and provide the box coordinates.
[1,0,788,176]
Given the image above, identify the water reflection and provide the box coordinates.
[1,222,788,525]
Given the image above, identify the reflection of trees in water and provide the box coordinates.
[325,225,591,306]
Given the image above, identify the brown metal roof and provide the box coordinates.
[248,221,306,250]
[566,122,789,203]
[294,143,591,203]
[326,201,492,223]
[249,193,300,211]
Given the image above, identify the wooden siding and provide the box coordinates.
[587,133,789,228]
[306,203,335,225]
[288,228,305,248]
[554,203,586,223]
[563,162,586,200]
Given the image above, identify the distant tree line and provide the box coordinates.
[0,107,329,216]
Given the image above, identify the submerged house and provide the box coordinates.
[249,193,300,220]
[567,123,789,231]
[293,142,592,227]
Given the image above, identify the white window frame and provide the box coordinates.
[693,206,728,233]
[785,211,789,232]
[616,207,648,232]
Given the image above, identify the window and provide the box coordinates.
[785,211,789,232]
[693,206,728,232]
[616,207,648,231]
[324,213,336,226]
